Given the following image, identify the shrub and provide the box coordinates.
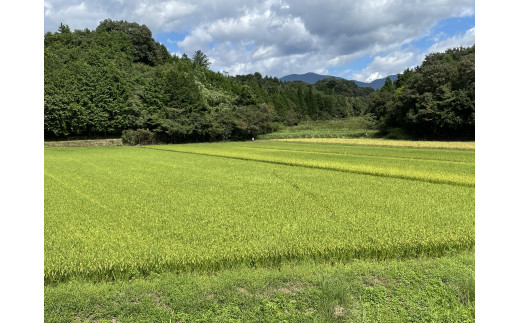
[121,129,156,145]
[121,129,137,145]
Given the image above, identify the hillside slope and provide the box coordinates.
[280,72,398,89]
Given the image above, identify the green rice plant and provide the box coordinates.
[147,142,474,187]
[45,142,474,284]
[272,138,475,150]
[234,141,474,163]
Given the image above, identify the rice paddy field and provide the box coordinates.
[44,138,475,321]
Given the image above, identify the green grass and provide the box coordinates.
[45,141,474,284]
[259,118,379,139]
[45,251,474,322]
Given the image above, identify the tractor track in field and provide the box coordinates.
[45,171,108,210]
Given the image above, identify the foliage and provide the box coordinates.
[192,49,211,69]
[121,129,156,145]
[367,46,475,140]
[46,22,339,142]
[314,77,374,97]
[44,26,134,138]
[258,117,378,139]
[44,21,474,142]
[231,74,368,121]
[356,113,377,136]
[96,19,171,66]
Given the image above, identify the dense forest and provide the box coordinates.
[44,20,474,143]
[367,46,475,140]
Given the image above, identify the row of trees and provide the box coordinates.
[44,20,374,142]
[367,46,475,139]
[232,73,374,123]
[44,20,474,142]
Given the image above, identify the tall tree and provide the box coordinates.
[96,19,171,66]
[374,45,475,139]
[305,87,318,119]
[192,50,211,69]
[58,23,71,34]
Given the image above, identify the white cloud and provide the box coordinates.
[177,26,214,51]
[170,51,184,58]
[44,0,475,77]
[348,27,475,82]
[427,27,475,54]
[44,1,53,17]
[349,50,419,82]
[132,1,197,31]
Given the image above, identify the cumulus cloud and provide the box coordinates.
[348,27,475,82]
[349,50,420,82]
[132,1,197,31]
[44,0,475,78]
[427,27,475,54]
[44,0,110,31]
[44,0,249,32]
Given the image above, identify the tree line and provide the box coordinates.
[367,46,475,140]
[44,20,474,143]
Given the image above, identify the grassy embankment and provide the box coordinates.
[46,251,474,322]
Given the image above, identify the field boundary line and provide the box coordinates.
[45,241,475,284]
[141,146,474,187]
[269,139,475,150]
[237,145,475,165]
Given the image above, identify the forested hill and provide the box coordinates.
[44,20,374,142]
[280,72,335,84]
[367,46,475,140]
[280,72,398,90]
[44,20,474,142]
[353,75,398,89]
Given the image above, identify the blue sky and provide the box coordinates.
[44,0,475,82]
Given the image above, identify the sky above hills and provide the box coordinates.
[43,0,475,82]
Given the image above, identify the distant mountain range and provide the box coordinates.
[280,72,398,90]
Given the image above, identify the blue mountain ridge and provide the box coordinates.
[280,72,398,90]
